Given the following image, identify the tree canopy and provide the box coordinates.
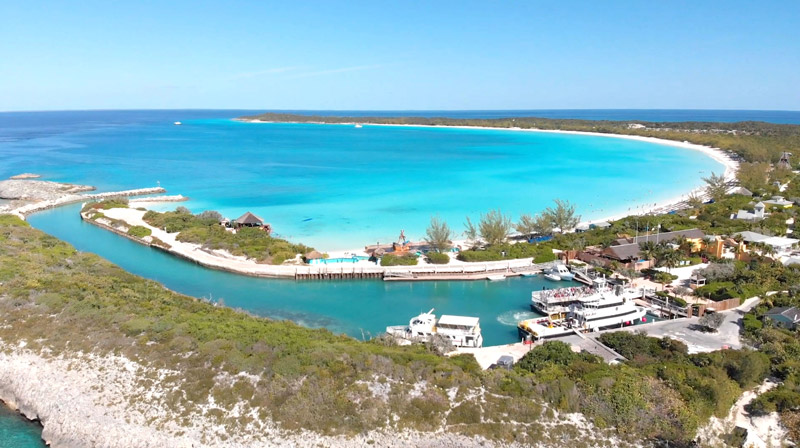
[424,216,452,252]
[478,209,512,246]
[543,199,580,233]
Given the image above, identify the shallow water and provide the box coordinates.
[0,404,45,448]
[1,111,724,251]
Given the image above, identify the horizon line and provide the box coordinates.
[2,107,800,114]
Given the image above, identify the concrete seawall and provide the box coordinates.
[80,209,555,281]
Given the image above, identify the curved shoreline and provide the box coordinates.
[241,118,739,225]
[80,206,542,280]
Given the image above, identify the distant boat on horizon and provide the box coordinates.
[354,124,362,128]
[174,121,182,126]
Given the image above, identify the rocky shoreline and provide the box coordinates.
[0,342,636,448]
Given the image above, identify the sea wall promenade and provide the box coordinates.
[80,207,552,280]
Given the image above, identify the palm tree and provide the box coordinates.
[660,249,681,272]
[675,235,692,255]
[639,241,658,263]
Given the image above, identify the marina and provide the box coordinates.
[30,204,579,346]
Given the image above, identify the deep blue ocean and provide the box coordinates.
[264,109,800,123]
[0,108,795,445]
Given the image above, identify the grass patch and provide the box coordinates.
[128,225,152,238]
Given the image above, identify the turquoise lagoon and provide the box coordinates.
[1,111,724,251]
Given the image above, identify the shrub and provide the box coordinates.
[425,252,450,264]
[517,341,600,372]
[695,281,737,301]
[380,253,418,266]
[699,312,725,332]
[81,198,129,212]
[128,225,152,238]
[457,250,502,262]
[142,209,313,264]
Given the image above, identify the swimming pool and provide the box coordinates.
[308,256,371,265]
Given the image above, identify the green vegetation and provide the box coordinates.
[543,199,581,233]
[425,252,450,264]
[2,215,797,443]
[740,292,800,440]
[515,338,769,442]
[692,258,799,302]
[380,253,418,266]
[81,198,129,212]
[457,242,555,263]
[243,113,800,164]
[128,225,152,238]
[142,208,313,265]
[514,213,551,239]
[424,215,452,252]
[142,208,219,233]
[702,172,729,201]
[475,209,513,246]
[698,312,725,332]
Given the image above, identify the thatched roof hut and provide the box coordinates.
[234,211,265,227]
[305,250,324,260]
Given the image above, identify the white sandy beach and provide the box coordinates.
[89,207,538,278]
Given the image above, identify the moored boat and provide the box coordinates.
[487,274,506,281]
[519,278,646,341]
[551,264,575,280]
[544,272,561,281]
[386,308,483,348]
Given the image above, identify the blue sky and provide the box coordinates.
[1,1,798,111]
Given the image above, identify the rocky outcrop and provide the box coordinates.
[0,341,634,448]
[0,179,95,200]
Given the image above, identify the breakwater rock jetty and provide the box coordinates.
[0,177,168,219]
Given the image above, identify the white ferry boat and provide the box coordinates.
[386,309,483,348]
[519,278,646,341]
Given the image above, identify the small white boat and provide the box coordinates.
[545,264,574,281]
[354,124,363,128]
[544,273,562,281]
[487,274,506,281]
[386,309,483,348]
[174,121,182,126]
[520,272,537,277]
